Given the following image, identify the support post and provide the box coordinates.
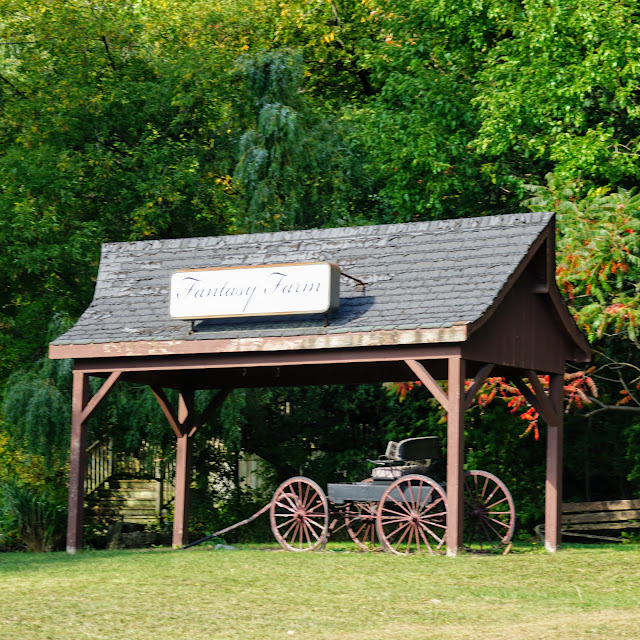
[172,390,194,547]
[446,356,466,556]
[173,431,193,547]
[545,372,564,552]
[151,387,229,547]
[67,371,89,553]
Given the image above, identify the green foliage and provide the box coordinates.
[0,0,241,379]
[0,479,67,551]
[353,0,640,220]
[233,48,380,231]
[475,0,640,186]
[525,175,640,345]
[356,0,516,221]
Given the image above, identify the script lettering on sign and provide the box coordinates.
[169,262,340,319]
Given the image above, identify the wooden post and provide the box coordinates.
[446,356,466,556]
[67,371,89,553]
[172,390,194,547]
[545,372,564,552]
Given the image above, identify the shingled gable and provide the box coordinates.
[49,211,589,373]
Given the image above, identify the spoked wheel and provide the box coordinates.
[344,478,379,551]
[376,474,448,555]
[463,470,516,553]
[270,476,329,552]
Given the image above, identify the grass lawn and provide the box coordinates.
[1,542,639,640]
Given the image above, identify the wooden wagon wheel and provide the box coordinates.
[376,474,447,555]
[343,479,380,551]
[463,470,516,552]
[270,476,329,552]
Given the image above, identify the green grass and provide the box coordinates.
[1,543,639,639]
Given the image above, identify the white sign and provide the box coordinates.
[170,262,340,320]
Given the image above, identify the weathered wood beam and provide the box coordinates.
[188,388,231,438]
[545,373,564,553]
[150,385,183,438]
[446,356,466,556]
[405,359,449,413]
[80,371,122,423]
[526,369,560,425]
[510,375,557,426]
[67,371,90,554]
[464,363,494,410]
[173,390,194,548]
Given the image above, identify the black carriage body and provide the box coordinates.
[327,480,394,505]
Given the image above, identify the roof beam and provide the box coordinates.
[72,344,462,374]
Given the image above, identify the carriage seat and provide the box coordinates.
[370,437,440,480]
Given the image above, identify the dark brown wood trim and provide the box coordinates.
[67,371,89,553]
[178,390,195,431]
[547,285,592,361]
[545,373,564,552]
[150,386,183,438]
[510,374,558,427]
[405,359,449,412]
[173,389,197,547]
[189,388,231,438]
[466,216,591,362]
[173,430,193,548]
[467,219,553,336]
[464,363,494,410]
[80,371,122,423]
[526,369,560,425]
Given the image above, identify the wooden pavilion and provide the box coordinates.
[49,212,591,555]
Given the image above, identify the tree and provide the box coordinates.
[475,0,640,188]
[353,0,640,221]
[233,48,371,231]
[0,0,245,380]
[524,175,640,418]
[356,0,519,221]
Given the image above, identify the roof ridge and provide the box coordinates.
[101,212,553,253]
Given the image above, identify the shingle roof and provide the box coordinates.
[52,212,554,348]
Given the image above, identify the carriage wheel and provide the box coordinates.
[376,474,447,555]
[344,479,379,551]
[463,470,515,552]
[270,476,329,552]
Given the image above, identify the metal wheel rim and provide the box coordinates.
[344,478,379,551]
[270,476,329,552]
[345,502,379,551]
[463,470,516,552]
[376,474,447,555]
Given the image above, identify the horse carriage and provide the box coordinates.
[269,437,516,554]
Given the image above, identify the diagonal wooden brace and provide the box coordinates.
[188,388,232,437]
[510,372,559,426]
[150,385,183,438]
[464,363,494,410]
[405,359,449,412]
[526,369,561,425]
[80,371,122,423]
